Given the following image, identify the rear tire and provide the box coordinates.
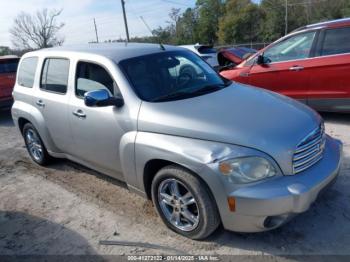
[151,165,220,239]
[22,123,51,166]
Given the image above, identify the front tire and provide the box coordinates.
[151,165,220,239]
[22,123,51,166]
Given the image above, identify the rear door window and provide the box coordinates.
[321,27,350,56]
[40,58,70,94]
[17,57,38,88]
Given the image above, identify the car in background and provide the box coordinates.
[0,55,19,109]
[180,44,219,68]
[220,18,350,113]
[217,47,257,70]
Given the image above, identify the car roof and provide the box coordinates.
[0,55,19,60]
[295,18,350,32]
[25,43,183,63]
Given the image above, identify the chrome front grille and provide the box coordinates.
[293,123,326,174]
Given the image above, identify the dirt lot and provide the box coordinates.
[0,108,349,257]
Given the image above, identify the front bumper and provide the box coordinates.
[221,136,342,232]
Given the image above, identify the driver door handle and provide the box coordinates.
[289,65,304,71]
[72,109,86,119]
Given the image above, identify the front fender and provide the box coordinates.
[132,132,283,230]
[133,132,235,220]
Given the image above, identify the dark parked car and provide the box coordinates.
[0,55,19,108]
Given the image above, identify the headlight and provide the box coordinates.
[219,156,276,183]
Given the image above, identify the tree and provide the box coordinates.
[0,46,11,56]
[175,8,198,44]
[10,8,65,49]
[195,0,223,44]
[218,0,264,44]
[167,8,182,36]
[259,0,287,42]
[151,26,173,44]
[107,0,350,45]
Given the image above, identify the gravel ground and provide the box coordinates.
[0,108,349,257]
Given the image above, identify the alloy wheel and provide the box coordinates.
[158,178,199,231]
[25,128,43,162]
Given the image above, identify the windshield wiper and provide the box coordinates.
[151,91,193,102]
[190,83,228,95]
[151,82,231,102]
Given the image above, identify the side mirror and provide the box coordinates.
[256,54,265,65]
[256,54,271,65]
[84,89,124,108]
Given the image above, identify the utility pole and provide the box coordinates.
[93,18,99,43]
[285,0,288,35]
[121,0,130,42]
[307,0,312,23]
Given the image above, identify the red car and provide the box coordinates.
[0,56,19,109]
[220,18,350,113]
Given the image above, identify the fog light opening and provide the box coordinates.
[263,215,289,229]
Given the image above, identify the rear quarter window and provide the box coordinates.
[17,57,38,88]
[321,27,350,56]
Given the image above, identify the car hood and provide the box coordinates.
[220,66,246,79]
[138,83,321,174]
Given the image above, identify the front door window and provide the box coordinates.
[263,31,316,63]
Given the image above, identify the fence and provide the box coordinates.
[216,42,270,50]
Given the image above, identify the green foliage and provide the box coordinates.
[195,0,223,44]
[175,8,198,44]
[0,46,10,56]
[218,0,265,44]
[114,0,350,45]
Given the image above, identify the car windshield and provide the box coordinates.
[119,50,231,102]
[0,59,19,74]
[198,47,217,54]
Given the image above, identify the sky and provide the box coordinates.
[0,0,197,48]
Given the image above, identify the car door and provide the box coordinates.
[307,26,350,112]
[35,57,72,152]
[246,31,317,101]
[68,61,125,180]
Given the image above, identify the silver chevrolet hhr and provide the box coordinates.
[12,43,342,239]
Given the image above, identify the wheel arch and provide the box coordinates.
[144,159,189,199]
[142,158,218,211]
[18,117,31,134]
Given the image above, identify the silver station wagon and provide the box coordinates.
[12,43,342,239]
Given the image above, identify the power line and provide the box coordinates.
[140,16,154,35]
[161,0,188,7]
[288,0,327,5]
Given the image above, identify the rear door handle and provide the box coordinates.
[289,65,304,71]
[36,100,45,107]
[72,109,86,119]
